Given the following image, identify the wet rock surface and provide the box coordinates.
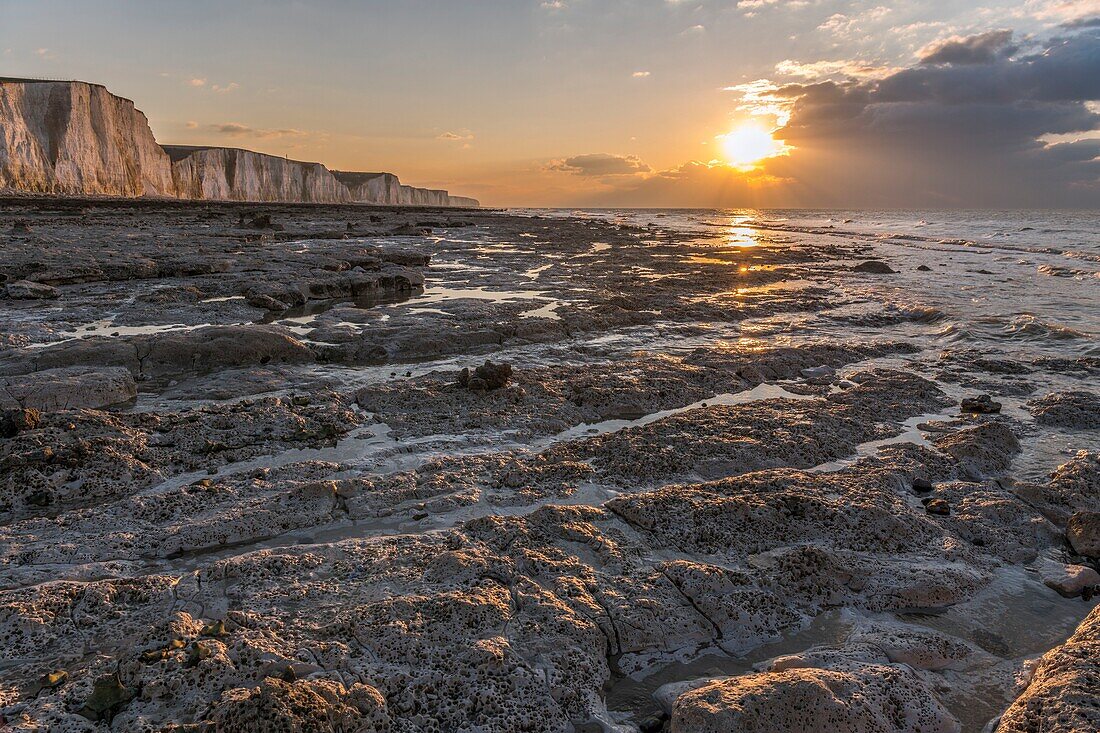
[996,604,1100,733]
[671,664,959,733]
[0,200,1096,732]
[1028,390,1100,429]
[0,366,137,411]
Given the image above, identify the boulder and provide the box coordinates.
[139,326,313,379]
[670,664,959,733]
[1038,558,1100,598]
[0,367,137,411]
[380,248,431,267]
[479,361,513,389]
[241,213,282,230]
[961,394,1002,414]
[1029,391,1100,429]
[1066,511,1100,557]
[245,292,291,312]
[458,361,513,392]
[0,407,41,437]
[5,280,59,300]
[209,678,389,732]
[852,260,896,274]
[8,326,314,381]
[933,422,1020,477]
[388,224,432,236]
[997,605,1100,732]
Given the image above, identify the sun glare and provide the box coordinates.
[718,124,785,170]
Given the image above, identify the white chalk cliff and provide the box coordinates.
[166,146,354,204]
[332,171,480,208]
[0,79,478,207]
[0,78,175,196]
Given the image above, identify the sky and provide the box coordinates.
[2,0,1099,208]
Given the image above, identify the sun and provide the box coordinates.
[718,123,785,170]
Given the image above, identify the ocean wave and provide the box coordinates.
[883,302,946,323]
[1000,315,1089,341]
[934,320,980,343]
[1037,264,1100,279]
[932,316,1089,344]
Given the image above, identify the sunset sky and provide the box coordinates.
[2,0,1098,207]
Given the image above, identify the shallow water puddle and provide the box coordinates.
[534,382,817,447]
[51,318,219,341]
[811,409,956,472]
[519,301,562,319]
[420,284,551,304]
[603,611,852,725]
[262,289,418,325]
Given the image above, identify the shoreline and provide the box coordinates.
[0,200,1097,732]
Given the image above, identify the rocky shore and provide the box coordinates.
[0,199,1096,732]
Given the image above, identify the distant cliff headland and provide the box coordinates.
[0,79,478,207]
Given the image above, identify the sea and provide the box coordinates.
[508,208,1099,484]
[517,208,1099,355]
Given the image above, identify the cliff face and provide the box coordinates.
[0,80,478,207]
[331,172,476,207]
[332,171,403,205]
[0,79,175,196]
[166,146,352,204]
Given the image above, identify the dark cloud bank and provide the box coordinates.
[600,26,1100,208]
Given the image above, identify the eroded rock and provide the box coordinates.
[0,366,136,411]
[852,260,897,274]
[1029,391,1100,429]
[670,664,959,733]
[996,604,1100,732]
[4,280,58,300]
[1066,511,1100,557]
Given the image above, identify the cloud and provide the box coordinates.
[744,27,1100,206]
[1062,16,1100,28]
[437,130,474,141]
[918,29,1018,64]
[632,70,651,78]
[184,77,237,92]
[585,160,790,208]
[210,123,309,139]
[548,153,652,176]
[35,48,55,60]
[609,27,1099,207]
[1027,0,1100,23]
[774,59,899,79]
[185,120,198,129]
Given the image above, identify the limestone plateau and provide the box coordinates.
[0,79,479,207]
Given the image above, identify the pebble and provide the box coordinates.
[925,498,951,516]
[912,478,934,494]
